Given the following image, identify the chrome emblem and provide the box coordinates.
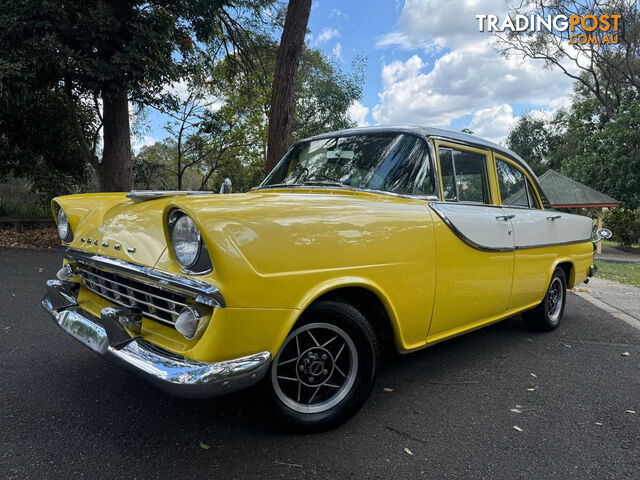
[81,234,134,254]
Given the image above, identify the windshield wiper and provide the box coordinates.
[255,180,353,190]
[301,180,353,189]
[253,183,302,190]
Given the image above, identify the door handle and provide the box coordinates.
[546,215,561,220]
[495,214,515,220]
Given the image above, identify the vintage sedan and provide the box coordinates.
[43,126,600,430]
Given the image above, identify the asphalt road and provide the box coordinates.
[1,248,639,479]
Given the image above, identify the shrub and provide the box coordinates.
[603,208,640,247]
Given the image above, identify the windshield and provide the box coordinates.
[260,133,435,196]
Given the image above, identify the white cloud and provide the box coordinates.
[372,44,572,127]
[372,0,576,137]
[332,43,343,62]
[348,101,369,126]
[317,27,340,43]
[163,79,191,102]
[132,135,157,152]
[468,104,518,143]
[330,8,347,19]
[377,0,509,51]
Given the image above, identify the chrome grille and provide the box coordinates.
[77,266,189,326]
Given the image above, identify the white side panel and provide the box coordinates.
[502,208,592,248]
[430,203,514,251]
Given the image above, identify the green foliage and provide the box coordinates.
[506,112,563,175]
[559,99,640,209]
[0,0,270,102]
[0,88,95,200]
[0,0,274,193]
[133,141,175,190]
[603,208,640,247]
[507,95,640,210]
[293,52,365,141]
[137,36,367,192]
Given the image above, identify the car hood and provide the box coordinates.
[55,189,432,274]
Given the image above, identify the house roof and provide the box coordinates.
[538,169,619,208]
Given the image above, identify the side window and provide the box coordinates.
[438,146,490,204]
[496,158,533,208]
[526,181,541,209]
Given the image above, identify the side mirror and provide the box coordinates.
[593,228,612,242]
[219,178,232,194]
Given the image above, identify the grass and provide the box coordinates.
[596,261,640,287]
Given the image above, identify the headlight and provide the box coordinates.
[169,210,202,269]
[56,205,73,243]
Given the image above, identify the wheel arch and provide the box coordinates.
[553,259,575,288]
[292,279,403,355]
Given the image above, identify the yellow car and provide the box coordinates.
[43,126,600,430]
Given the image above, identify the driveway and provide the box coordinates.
[1,248,639,479]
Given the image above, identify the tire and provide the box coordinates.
[522,267,567,331]
[268,299,379,432]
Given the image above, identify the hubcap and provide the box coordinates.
[546,277,564,323]
[272,322,358,414]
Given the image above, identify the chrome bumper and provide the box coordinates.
[41,279,271,399]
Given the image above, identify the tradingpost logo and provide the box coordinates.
[476,13,622,45]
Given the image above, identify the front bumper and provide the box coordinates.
[42,279,271,399]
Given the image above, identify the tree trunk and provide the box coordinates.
[265,0,312,174]
[98,89,133,191]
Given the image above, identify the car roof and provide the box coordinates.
[296,124,551,208]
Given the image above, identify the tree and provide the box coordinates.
[0,86,97,201]
[0,0,273,191]
[497,0,640,119]
[266,0,313,174]
[558,97,640,209]
[293,52,366,141]
[506,112,563,175]
[133,140,175,190]
[142,39,364,192]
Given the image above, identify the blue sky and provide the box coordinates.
[137,0,575,149]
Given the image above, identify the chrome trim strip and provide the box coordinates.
[254,184,439,201]
[64,248,225,308]
[77,268,189,309]
[428,202,514,253]
[514,239,592,250]
[79,277,179,326]
[42,283,270,399]
[126,190,214,203]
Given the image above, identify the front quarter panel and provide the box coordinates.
[157,191,437,353]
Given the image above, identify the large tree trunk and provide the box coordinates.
[265,0,312,174]
[98,89,133,191]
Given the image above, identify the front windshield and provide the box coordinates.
[260,133,435,196]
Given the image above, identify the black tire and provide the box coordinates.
[267,299,379,432]
[522,267,567,331]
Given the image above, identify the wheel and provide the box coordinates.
[268,300,379,431]
[522,267,567,331]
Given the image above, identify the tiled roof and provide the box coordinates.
[538,169,619,207]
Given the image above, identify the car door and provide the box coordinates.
[493,154,591,309]
[427,142,515,341]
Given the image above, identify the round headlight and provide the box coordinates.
[56,207,73,243]
[170,211,202,268]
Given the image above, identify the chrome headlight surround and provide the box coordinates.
[55,203,73,243]
[168,209,213,274]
